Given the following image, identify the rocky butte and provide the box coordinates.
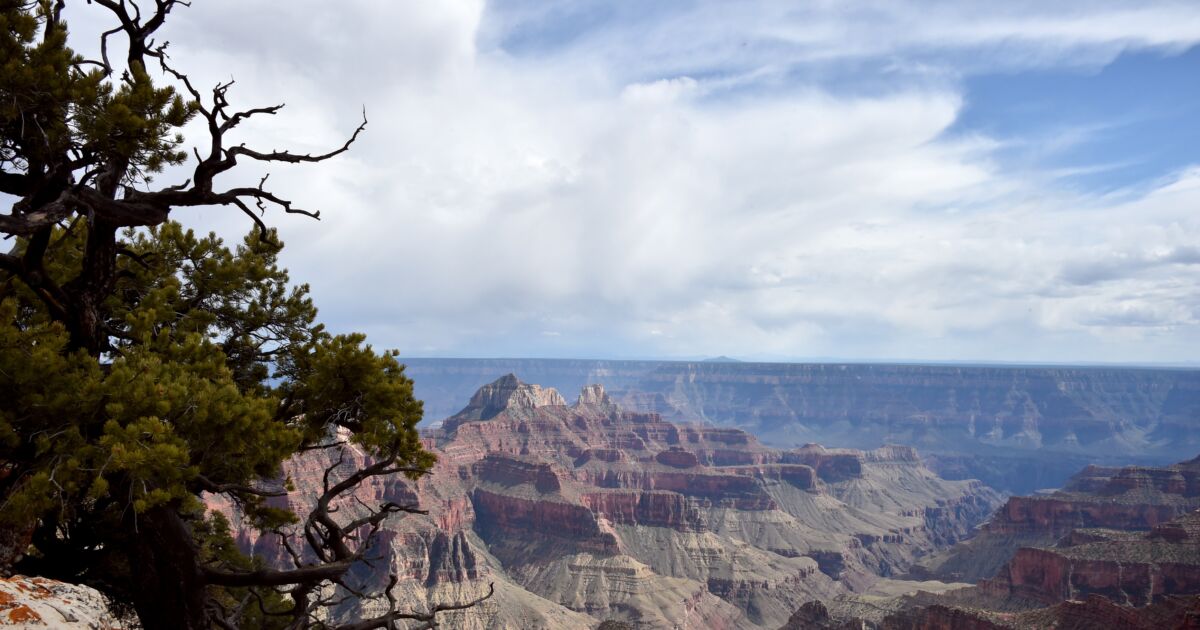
[221,374,1001,629]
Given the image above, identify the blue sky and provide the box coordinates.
[69,0,1200,364]
[485,0,1200,194]
[953,46,1200,194]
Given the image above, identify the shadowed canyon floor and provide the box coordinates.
[220,375,1002,629]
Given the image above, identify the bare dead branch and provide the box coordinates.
[342,501,428,533]
[226,109,367,165]
[228,197,272,244]
[97,25,124,75]
[331,582,496,630]
[219,104,285,133]
[0,252,19,274]
[272,528,306,570]
[203,559,356,588]
[0,199,74,237]
[194,474,287,498]
[224,186,320,220]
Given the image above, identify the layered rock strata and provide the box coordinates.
[796,457,1200,629]
[979,510,1200,606]
[916,455,1200,583]
[223,375,1001,629]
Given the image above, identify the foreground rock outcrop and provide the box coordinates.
[223,375,1002,629]
[0,576,126,628]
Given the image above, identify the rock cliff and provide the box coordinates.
[979,510,1200,606]
[853,513,1200,630]
[915,455,1200,583]
[220,375,1002,629]
[797,457,1200,629]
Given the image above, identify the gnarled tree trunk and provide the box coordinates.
[127,506,210,630]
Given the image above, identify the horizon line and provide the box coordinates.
[398,356,1200,370]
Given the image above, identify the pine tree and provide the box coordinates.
[0,2,487,627]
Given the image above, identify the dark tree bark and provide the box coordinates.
[128,506,211,630]
[64,219,119,355]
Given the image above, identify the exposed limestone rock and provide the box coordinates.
[781,593,1200,629]
[519,553,749,629]
[577,384,618,411]
[0,576,128,628]
[777,600,868,630]
[655,447,700,469]
[445,374,568,428]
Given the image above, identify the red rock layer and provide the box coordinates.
[984,497,1184,536]
[983,457,1200,538]
[980,510,1200,606]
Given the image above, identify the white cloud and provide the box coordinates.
[491,1,1200,77]
[621,77,701,104]
[57,0,1200,363]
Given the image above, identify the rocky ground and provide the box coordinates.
[0,576,125,629]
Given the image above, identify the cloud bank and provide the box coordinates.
[64,0,1200,363]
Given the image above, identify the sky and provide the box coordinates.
[65,0,1200,364]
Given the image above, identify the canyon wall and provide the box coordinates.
[402,358,1200,493]
[915,454,1200,583]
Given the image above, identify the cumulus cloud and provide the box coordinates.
[59,0,1200,363]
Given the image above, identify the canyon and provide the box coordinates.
[12,370,1198,629]
[224,374,1002,629]
[400,359,1200,494]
